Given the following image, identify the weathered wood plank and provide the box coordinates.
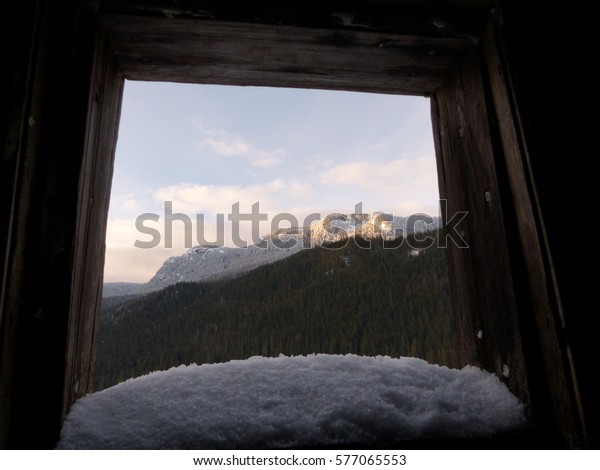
[481,20,582,447]
[63,22,124,413]
[101,14,471,95]
[431,48,529,403]
[98,0,493,38]
[0,4,109,449]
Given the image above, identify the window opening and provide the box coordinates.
[96,82,454,390]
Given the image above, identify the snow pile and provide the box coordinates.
[57,355,528,449]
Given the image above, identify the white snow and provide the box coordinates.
[57,354,528,450]
[502,364,510,378]
[134,214,442,295]
[477,330,483,339]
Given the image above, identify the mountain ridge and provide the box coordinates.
[103,213,441,298]
[94,231,458,391]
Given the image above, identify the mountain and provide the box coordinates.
[93,231,458,391]
[144,242,300,293]
[102,282,143,298]
[103,213,441,297]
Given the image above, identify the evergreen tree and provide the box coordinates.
[93,230,459,391]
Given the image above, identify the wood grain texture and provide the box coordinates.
[431,48,529,403]
[63,22,124,415]
[0,4,108,448]
[481,20,581,447]
[99,0,493,40]
[101,14,471,95]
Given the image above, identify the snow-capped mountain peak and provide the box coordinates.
[105,212,440,297]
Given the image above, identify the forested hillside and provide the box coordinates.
[93,232,459,391]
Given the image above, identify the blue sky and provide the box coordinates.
[105,81,439,282]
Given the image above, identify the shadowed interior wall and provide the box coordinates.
[0,1,123,448]
[0,0,594,448]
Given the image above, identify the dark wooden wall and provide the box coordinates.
[493,0,599,448]
[431,47,530,404]
[62,23,124,418]
[0,1,123,448]
[0,0,595,449]
[431,20,585,446]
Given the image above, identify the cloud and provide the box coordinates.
[105,218,139,248]
[104,218,191,282]
[102,155,440,282]
[152,180,288,214]
[319,157,440,216]
[320,157,437,190]
[110,194,141,212]
[196,125,284,168]
[104,246,176,283]
[123,198,140,211]
[305,155,334,174]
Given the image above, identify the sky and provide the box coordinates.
[104,81,439,282]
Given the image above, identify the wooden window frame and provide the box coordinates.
[0,3,585,448]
